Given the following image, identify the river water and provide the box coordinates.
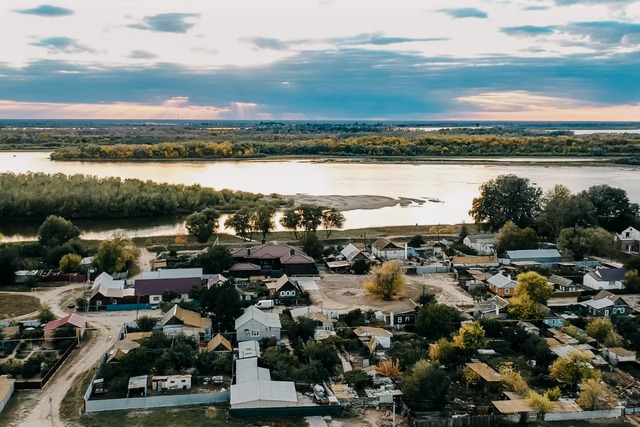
[1,151,639,240]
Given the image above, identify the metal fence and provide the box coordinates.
[14,340,78,390]
[85,391,229,413]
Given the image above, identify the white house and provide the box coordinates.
[235,305,281,342]
[371,239,405,260]
[463,234,496,255]
[353,326,393,349]
[582,267,627,290]
[615,226,640,253]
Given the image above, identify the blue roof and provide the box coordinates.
[596,267,627,282]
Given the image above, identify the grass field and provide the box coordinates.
[0,293,41,319]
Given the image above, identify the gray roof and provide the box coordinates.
[505,249,561,260]
[236,357,271,383]
[141,268,203,280]
[583,298,615,310]
[465,234,496,243]
[594,267,627,282]
[548,275,574,287]
[231,357,297,407]
[487,273,516,289]
[238,341,261,359]
[235,305,282,330]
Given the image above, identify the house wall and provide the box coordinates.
[543,407,623,422]
[0,379,14,414]
[236,318,281,342]
[373,248,405,260]
[583,275,623,290]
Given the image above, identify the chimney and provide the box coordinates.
[495,303,500,317]
[247,248,251,256]
[262,239,266,244]
[290,249,295,256]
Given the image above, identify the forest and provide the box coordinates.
[0,173,268,221]
[1,123,639,159]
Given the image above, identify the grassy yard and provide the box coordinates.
[0,293,41,319]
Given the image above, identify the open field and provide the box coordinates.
[0,293,41,319]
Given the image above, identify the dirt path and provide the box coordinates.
[132,247,156,279]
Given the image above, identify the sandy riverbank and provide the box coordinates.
[282,194,438,212]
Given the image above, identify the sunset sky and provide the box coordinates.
[1,0,639,120]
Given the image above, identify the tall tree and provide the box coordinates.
[185,207,220,243]
[536,185,596,239]
[224,207,253,241]
[557,226,612,260]
[321,207,345,238]
[252,205,276,241]
[193,245,233,274]
[549,351,601,387]
[37,215,80,248]
[495,221,539,254]
[198,282,243,333]
[579,184,639,231]
[299,204,324,235]
[364,261,405,300]
[280,207,302,239]
[59,253,82,273]
[403,360,450,409]
[469,174,542,231]
[92,232,140,274]
[416,304,461,340]
[515,271,553,304]
[453,321,487,354]
[576,379,618,410]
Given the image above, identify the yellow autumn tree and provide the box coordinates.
[364,261,405,300]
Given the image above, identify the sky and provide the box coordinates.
[1,0,640,121]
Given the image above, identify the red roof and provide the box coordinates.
[44,313,87,331]
[229,262,261,271]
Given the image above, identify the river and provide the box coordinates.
[1,151,639,241]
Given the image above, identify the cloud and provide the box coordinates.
[563,21,640,45]
[240,37,290,51]
[438,8,488,19]
[31,37,96,54]
[0,98,231,120]
[129,13,199,34]
[15,5,74,17]
[454,90,640,121]
[554,0,633,5]
[128,50,158,60]
[337,34,448,46]
[502,25,556,37]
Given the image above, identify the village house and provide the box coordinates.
[207,274,228,289]
[140,267,203,280]
[614,226,640,254]
[230,243,317,276]
[161,304,212,344]
[547,275,579,292]
[502,249,561,268]
[470,295,509,319]
[463,234,497,255]
[606,347,636,366]
[235,305,281,342]
[265,274,302,300]
[205,334,233,353]
[486,272,517,298]
[134,276,203,307]
[43,313,87,342]
[371,238,405,260]
[582,267,627,290]
[353,326,393,349]
[580,290,630,317]
[450,255,500,269]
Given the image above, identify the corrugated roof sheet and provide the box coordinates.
[235,305,281,330]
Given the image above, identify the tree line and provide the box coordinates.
[0,173,266,220]
[48,132,640,160]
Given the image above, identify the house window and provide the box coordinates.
[604,310,609,316]
[151,296,161,302]
[505,288,510,295]
[397,317,402,324]
[251,330,260,337]
[244,328,250,335]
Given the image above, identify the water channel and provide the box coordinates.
[1,151,639,241]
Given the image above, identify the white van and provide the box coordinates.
[255,299,275,309]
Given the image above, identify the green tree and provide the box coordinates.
[92,232,139,274]
[224,207,253,241]
[38,306,56,324]
[280,207,302,239]
[469,174,542,231]
[185,207,220,243]
[416,304,461,340]
[579,184,639,231]
[624,270,640,292]
[515,271,553,304]
[536,185,596,239]
[198,282,243,333]
[300,233,324,260]
[343,369,372,388]
[507,293,546,321]
[364,261,405,300]
[194,245,233,274]
[499,364,530,396]
[557,226,612,260]
[0,245,21,285]
[59,253,82,273]
[299,204,324,235]
[453,321,487,354]
[37,215,80,248]
[321,207,345,238]
[252,205,276,241]
[304,341,340,373]
[495,221,539,254]
[136,316,158,332]
[403,359,449,409]
[289,317,317,343]
[352,258,370,275]
[549,351,601,387]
